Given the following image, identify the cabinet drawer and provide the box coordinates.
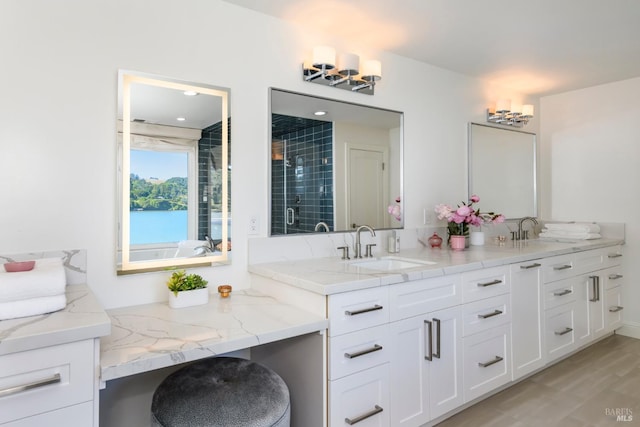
[574,249,606,275]
[329,364,390,427]
[606,286,624,331]
[603,246,623,268]
[545,303,577,362]
[329,324,390,380]
[0,339,95,425]
[3,401,93,427]
[328,287,389,336]
[543,277,579,310]
[604,270,624,291]
[389,274,462,322]
[542,254,576,283]
[462,266,509,303]
[463,324,511,403]
[462,294,510,337]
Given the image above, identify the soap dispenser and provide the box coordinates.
[388,231,400,253]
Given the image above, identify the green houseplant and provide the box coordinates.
[166,270,209,308]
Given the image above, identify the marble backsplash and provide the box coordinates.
[0,249,87,285]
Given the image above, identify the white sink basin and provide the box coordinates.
[351,256,436,271]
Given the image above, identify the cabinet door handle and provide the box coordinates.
[477,279,502,287]
[520,263,542,269]
[344,344,383,359]
[608,253,623,259]
[609,306,624,313]
[478,355,503,368]
[0,373,61,398]
[477,309,503,319]
[345,305,383,316]
[609,274,623,280]
[553,264,572,271]
[589,276,600,302]
[553,289,572,297]
[345,405,383,425]
[433,318,441,359]
[424,320,433,361]
[555,327,573,336]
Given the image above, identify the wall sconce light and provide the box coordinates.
[303,46,382,95]
[487,99,534,127]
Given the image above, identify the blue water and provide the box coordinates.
[130,210,187,245]
[130,211,230,245]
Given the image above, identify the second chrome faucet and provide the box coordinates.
[354,225,376,258]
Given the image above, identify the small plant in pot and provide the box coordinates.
[166,270,209,308]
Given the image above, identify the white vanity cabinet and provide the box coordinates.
[0,339,99,427]
[388,275,463,426]
[509,259,545,381]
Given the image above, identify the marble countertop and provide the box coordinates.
[100,289,328,382]
[248,238,624,295]
[0,284,111,356]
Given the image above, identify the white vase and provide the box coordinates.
[470,231,485,246]
[168,287,209,309]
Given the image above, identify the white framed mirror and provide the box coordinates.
[117,71,230,273]
[270,88,403,235]
[468,122,537,219]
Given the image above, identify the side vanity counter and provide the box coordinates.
[0,284,111,427]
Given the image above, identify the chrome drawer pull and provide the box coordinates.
[478,356,503,368]
[608,253,623,258]
[553,264,572,271]
[555,327,573,336]
[0,373,61,398]
[609,306,624,313]
[424,319,433,361]
[477,279,502,287]
[553,289,572,297]
[589,276,600,302]
[477,309,503,319]
[345,305,383,316]
[609,274,623,280]
[520,263,542,269]
[345,405,383,425]
[433,318,441,359]
[344,344,383,359]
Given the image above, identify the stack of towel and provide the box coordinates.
[539,223,602,240]
[0,258,67,320]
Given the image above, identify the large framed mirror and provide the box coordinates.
[468,123,537,219]
[117,71,230,273]
[269,88,403,235]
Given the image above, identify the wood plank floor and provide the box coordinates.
[436,334,640,427]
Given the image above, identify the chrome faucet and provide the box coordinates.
[314,221,330,232]
[354,225,376,258]
[515,217,539,240]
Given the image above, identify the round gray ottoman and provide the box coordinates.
[151,357,290,427]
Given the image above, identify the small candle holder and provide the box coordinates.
[217,284,232,298]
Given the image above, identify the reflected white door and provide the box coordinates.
[347,145,388,229]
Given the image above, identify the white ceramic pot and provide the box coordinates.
[470,231,485,246]
[168,287,209,309]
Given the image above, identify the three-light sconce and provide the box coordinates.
[302,46,382,95]
[487,100,534,127]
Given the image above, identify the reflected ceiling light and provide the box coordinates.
[314,110,327,116]
[303,46,382,95]
[183,90,198,96]
[487,99,534,127]
[176,117,186,121]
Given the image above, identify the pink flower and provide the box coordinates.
[388,204,401,221]
[470,195,480,203]
[492,214,505,224]
[456,205,471,217]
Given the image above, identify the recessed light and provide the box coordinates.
[183,91,198,96]
[314,111,327,116]
[177,117,186,121]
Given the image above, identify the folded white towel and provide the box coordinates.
[544,223,600,233]
[539,231,601,240]
[0,294,67,320]
[0,257,66,303]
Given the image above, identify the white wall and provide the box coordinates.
[0,0,536,309]
[540,77,640,331]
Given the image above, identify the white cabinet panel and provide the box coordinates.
[461,266,509,303]
[606,286,624,331]
[329,324,389,380]
[329,364,389,427]
[328,287,389,336]
[462,294,510,337]
[389,275,462,322]
[3,401,93,427]
[463,324,511,402]
[545,303,577,362]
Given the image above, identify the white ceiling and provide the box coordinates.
[223,0,640,96]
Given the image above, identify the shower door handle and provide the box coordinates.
[286,208,295,225]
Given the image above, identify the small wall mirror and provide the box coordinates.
[270,88,403,235]
[117,71,230,273]
[468,122,537,219]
